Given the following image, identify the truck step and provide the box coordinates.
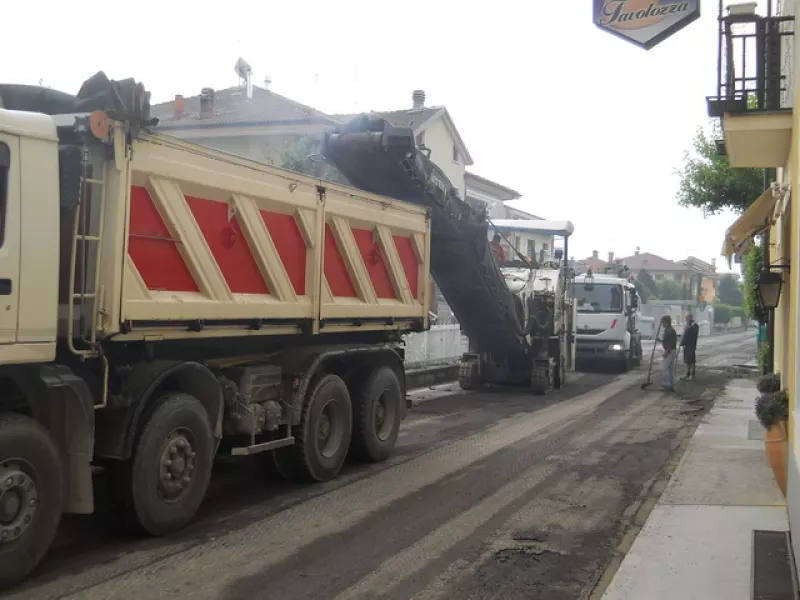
[230,436,295,456]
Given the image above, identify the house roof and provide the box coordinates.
[151,85,337,130]
[465,172,521,199]
[618,252,686,271]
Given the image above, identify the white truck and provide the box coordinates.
[573,271,643,371]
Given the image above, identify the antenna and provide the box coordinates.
[234,57,253,100]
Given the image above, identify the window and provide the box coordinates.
[574,283,624,314]
[527,239,536,258]
[655,273,664,281]
[452,144,459,163]
[0,142,9,248]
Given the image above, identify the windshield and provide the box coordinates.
[575,283,624,314]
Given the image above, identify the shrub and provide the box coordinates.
[757,373,781,394]
[757,341,771,375]
[755,390,789,429]
[713,303,732,324]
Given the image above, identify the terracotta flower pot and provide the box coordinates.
[764,421,788,497]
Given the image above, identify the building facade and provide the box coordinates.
[710,0,798,575]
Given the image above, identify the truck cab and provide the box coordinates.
[572,272,642,371]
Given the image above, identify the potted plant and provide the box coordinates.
[755,373,788,496]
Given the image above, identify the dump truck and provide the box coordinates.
[0,75,431,587]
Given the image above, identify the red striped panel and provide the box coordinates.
[129,186,199,292]
[185,196,270,295]
[393,235,420,299]
[324,224,357,298]
[352,228,396,300]
[260,211,307,295]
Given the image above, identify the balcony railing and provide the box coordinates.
[707,11,794,118]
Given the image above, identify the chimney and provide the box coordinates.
[711,258,717,270]
[635,246,640,256]
[199,88,215,118]
[264,76,272,91]
[173,94,185,120]
[412,90,425,110]
[608,251,615,263]
[592,250,599,259]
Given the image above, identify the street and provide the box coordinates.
[6,330,756,600]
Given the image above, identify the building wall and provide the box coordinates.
[497,231,556,262]
[700,276,718,303]
[175,133,310,166]
[423,118,466,198]
[784,0,800,576]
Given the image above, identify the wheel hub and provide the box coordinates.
[318,414,332,443]
[158,432,196,502]
[0,463,37,544]
[375,401,386,429]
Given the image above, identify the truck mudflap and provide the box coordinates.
[7,365,96,514]
[324,116,529,371]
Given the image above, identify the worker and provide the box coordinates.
[490,234,506,264]
[660,315,678,392]
[680,311,700,381]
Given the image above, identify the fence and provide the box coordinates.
[403,325,469,369]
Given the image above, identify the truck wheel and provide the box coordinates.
[111,393,214,536]
[350,367,402,463]
[0,414,63,590]
[530,366,552,396]
[634,340,643,367]
[281,374,352,482]
[458,361,482,391]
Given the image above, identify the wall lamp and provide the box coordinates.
[757,262,790,311]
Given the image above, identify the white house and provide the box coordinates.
[464,172,554,263]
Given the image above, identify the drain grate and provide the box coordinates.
[753,530,798,600]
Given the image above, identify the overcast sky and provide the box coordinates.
[4,0,756,272]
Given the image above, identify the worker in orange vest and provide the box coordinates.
[490,234,506,264]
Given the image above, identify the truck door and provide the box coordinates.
[0,136,20,344]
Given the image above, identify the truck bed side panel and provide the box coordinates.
[90,131,430,341]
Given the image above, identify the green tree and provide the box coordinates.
[717,273,744,306]
[743,243,765,322]
[713,303,732,324]
[675,124,764,215]
[658,279,684,301]
[636,269,659,299]
[280,136,350,184]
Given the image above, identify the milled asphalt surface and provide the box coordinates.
[5,330,757,600]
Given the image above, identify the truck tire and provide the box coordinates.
[276,374,352,482]
[0,414,63,590]
[458,361,481,391]
[350,367,402,463]
[530,366,552,396]
[110,392,214,536]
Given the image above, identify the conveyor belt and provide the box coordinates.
[324,115,529,368]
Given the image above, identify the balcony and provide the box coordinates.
[706,5,794,168]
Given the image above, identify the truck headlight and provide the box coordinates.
[609,344,623,351]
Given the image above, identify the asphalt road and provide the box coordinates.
[6,330,757,600]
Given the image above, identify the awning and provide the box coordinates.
[721,187,777,260]
[490,219,575,237]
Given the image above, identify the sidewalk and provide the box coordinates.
[601,378,790,600]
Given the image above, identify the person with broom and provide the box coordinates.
[660,315,678,392]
